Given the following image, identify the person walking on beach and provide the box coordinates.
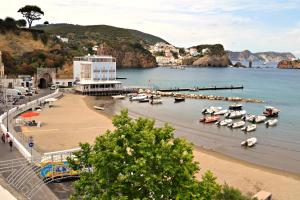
[8,138,13,151]
[1,133,5,143]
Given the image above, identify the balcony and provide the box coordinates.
[93,70,101,73]
[101,70,108,72]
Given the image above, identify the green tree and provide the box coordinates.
[18,5,44,28]
[198,171,221,200]
[4,17,16,30]
[16,19,27,27]
[217,184,253,200]
[68,109,200,199]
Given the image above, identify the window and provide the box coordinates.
[80,64,91,80]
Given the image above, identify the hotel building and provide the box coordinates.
[73,55,122,95]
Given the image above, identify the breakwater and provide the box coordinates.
[157,85,243,92]
[137,89,264,103]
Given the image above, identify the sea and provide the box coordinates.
[108,61,300,174]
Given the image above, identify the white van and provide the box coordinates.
[6,89,23,100]
[14,87,29,95]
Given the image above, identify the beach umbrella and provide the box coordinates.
[45,98,57,102]
[20,111,40,118]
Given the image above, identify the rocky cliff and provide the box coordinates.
[227,50,296,62]
[277,60,300,69]
[97,43,157,68]
[192,54,231,67]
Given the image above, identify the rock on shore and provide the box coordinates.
[277,60,300,69]
[192,54,232,67]
[98,43,157,68]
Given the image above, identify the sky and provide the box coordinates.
[2,0,300,57]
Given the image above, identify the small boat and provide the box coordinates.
[225,110,247,119]
[213,109,228,115]
[241,137,257,147]
[150,95,161,99]
[241,114,256,122]
[200,115,220,123]
[229,104,243,110]
[228,121,245,128]
[263,106,280,117]
[265,119,278,127]
[174,97,185,103]
[112,95,126,99]
[93,106,104,110]
[202,106,222,115]
[254,115,266,123]
[130,94,147,101]
[139,98,150,103]
[241,124,257,132]
[215,119,233,126]
[151,99,163,104]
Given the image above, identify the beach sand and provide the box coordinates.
[22,94,114,152]
[22,94,300,199]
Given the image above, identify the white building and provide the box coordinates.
[73,55,122,95]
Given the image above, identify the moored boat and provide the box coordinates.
[215,119,233,126]
[112,95,126,99]
[214,109,228,115]
[93,106,104,110]
[265,119,278,127]
[225,110,246,119]
[229,104,243,110]
[151,99,163,104]
[130,94,147,101]
[263,106,280,117]
[200,115,220,123]
[241,137,257,147]
[202,106,222,115]
[254,115,266,123]
[241,124,257,132]
[174,97,185,103]
[241,114,256,122]
[139,98,150,103]
[228,121,245,128]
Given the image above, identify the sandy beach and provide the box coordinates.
[22,94,300,199]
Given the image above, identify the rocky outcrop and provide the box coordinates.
[227,50,296,62]
[192,54,231,67]
[233,62,246,68]
[277,60,300,69]
[98,43,157,68]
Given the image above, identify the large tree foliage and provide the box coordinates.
[68,109,200,199]
[18,5,44,28]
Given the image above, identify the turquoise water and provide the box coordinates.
[114,67,300,174]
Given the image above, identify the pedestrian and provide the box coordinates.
[8,138,13,151]
[1,133,5,143]
[5,132,10,143]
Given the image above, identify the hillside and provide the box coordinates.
[227,50,295,62]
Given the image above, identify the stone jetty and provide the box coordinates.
[138,89,264,103]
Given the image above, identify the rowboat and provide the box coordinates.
[241,124,257,132]
[151,99,163,104]
[228,121,245,128]
[174,97,185,103]
[241,137,257,147]
[229,104,243,110]
[265,119,278,127]
[200,115,220,123]
[214,109,228,115]
[130,94,147,101]
[93,106,104,110]
[112,95,126,99]
[241,114,256,122]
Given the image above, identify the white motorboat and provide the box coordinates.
[229,104,243,110]
[241,114,256,122]
[225,110,247,119]
[112,95,126,99]
[130,94,147,101]
[241,137,257,147]
[202,106,222,115]
[263,106,280,117]
[241,124,257,132]
[214,109,228,115]
[254,115,266,123]
[151,99,163,104]
[265,119,278,127]
[228,121,245,128]
[215,119,233,126]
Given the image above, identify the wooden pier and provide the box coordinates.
[157,85,243,92]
